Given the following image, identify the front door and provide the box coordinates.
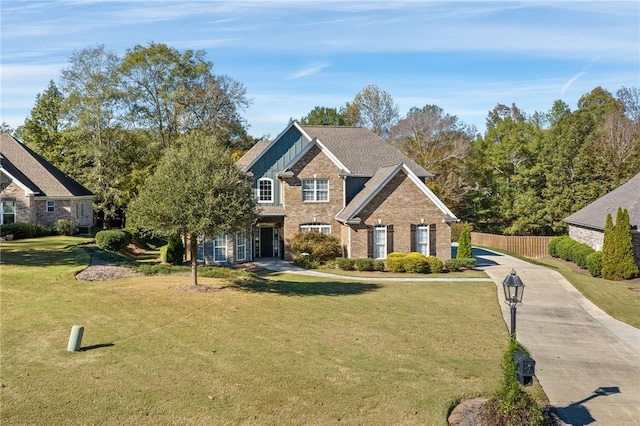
[259,227,275,258]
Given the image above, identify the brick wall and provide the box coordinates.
[348,173,452,261]
[281,145,344,260]
[568,226,604,251]
[1,182,35,222]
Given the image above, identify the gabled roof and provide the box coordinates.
[236,121,433,178]
[335,162,458,224]
[564,172,640,231]
[299,125,432,177]
[0,132,94,198]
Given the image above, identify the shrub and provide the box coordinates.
[324,259,338,269]
[554,236,574,261]
[548,236,568,258]
[572,243,594,270]
[445,258,475,272]
[482,340,547,425]
[373,259,385,271]
[457,224,472,259]
[95,230,131,252]
[425,256,444,273]
[354,257,375,271]
[602,208,639,280]
[586,251,603,278]
[290,232,341,263]
[385,252,406,272]
[162,233,184,265]
[293,254,319,269]
[0,222,55,239]
[55,219,78,236]
[403,252,430,273]
[335,257,355,271]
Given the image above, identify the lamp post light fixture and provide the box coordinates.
[502,269,525,338]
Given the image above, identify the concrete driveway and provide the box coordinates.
[475,247,640,426]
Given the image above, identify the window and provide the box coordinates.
[236,231,247,261]
[0,200,15,225]
[46,201,55,212]
[416,225,430,256]
[373,225,387,259]
[299,224,331,234]
[196,235,205,262]
[258,178,273,203]
[302,179,329,202]
[214,234,227,262]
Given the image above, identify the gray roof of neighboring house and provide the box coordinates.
[0,132,94,198]
[564,172,640,231]
[300,125,432,177]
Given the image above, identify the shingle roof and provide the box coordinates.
[300,125,432,177]
[0,132,94,198]
[564,172,640,231]
[335,162,458,224]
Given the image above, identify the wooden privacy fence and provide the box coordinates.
[470,232,554,259]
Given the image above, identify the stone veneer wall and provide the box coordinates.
[569,225,640,268]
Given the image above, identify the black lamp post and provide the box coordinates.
[502,269,525,338]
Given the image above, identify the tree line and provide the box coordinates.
[6,43,639,236]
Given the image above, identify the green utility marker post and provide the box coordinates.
[67,325,84,352]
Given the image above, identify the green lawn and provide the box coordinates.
[0,236,513,425]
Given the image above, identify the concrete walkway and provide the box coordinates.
[254,252,640,425]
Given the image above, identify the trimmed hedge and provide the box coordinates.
[425,256,444,273]
[290,232,342,263]
[95,229,133,252]
[549,235,604,278]
[0,222,55,240]
[354,257,375,271]
[445,258,476,272]
[404,252,429,273]
[385,252,406,272]
[586,251,603,278]
[335,257,355,271]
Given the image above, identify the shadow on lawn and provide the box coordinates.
[0,248,80,267]
[231,276,381,296]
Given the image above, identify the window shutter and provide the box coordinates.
[410,224,417,252]
[367,226,374,258]
[429,224,437,256]
[387,225,394,254]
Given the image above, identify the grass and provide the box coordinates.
[534,257,640,329]
[317,267,489,279]
[1,236,524,425]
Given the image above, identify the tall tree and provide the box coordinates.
[127,131,257,286]
[344,84,398,137]
[299,106,347,126]
[14,80,66,169]
[388,105,475,215]
[59,45,137,222]
[119,42,213,150]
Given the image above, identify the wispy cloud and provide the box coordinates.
[561,71,587,97]
[288,62,331,79]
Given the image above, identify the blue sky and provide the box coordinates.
[1,1,638,138]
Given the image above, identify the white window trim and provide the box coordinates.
[236,231,247,262]
[299,224,331,235]
[0,200,16,225]
[373,225,387,259]
[302,178,329,202]
[46,200,55,213]
[214,234,228,262]
[416,224,430,256]
[258,178,274,203]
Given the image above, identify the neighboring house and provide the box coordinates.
[192,121,458,265]
[0,133,94,233]
[564,172,640,268]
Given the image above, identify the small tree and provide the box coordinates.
[602,208,639,280]
[127,131,257,286]
[457,223,472,259]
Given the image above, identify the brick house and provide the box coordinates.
[193,122,458,264]
[564,172,640,268]
[0,133,94,233]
